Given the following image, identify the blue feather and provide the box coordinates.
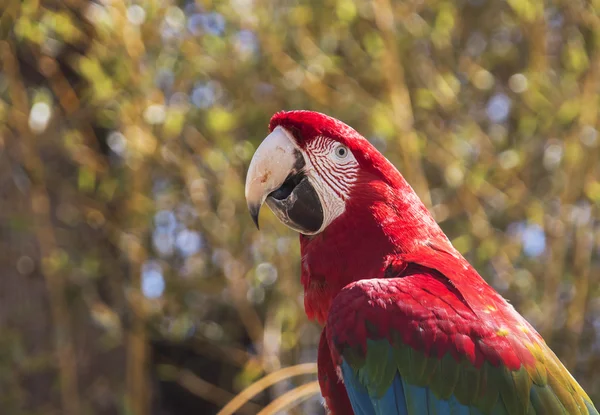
[342,361,376,415]
[341,358,516,415]
[342,360,410,415]
[401,378,429,414]
[372,376,408,415]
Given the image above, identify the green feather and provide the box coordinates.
[530,383,567,414]
[547,371,582,414]
[417,353,439,386]
[363,339,398,397]
[497,366,532,415]
[408,346,428,386]
[454,359,481,405]
[474,362,501,413]
[343,344,365,369]
[525,344,548,386]
[340,328,599,415]
[392,341,411,380]
[490,397,510,415]
[430,352,460,400]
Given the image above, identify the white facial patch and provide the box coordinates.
[302,136,359,233]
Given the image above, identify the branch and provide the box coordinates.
[217,363,318,415]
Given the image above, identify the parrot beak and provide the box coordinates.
[245,126,324,234]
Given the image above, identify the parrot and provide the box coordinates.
[244,110,599,415]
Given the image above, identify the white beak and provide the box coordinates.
[245,126,303,227]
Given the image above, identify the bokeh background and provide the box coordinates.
[1,0,600,414]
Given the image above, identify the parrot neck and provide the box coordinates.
[299,177,454,324]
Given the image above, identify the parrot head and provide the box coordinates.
[246,110,405,234]
[245,110,449,322]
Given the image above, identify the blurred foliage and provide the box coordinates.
[0,0,599,414]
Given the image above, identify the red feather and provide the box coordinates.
[326,265,531,371]
[270,111,537,366]
[267,111,594,414]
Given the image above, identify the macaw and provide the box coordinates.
[244,110,599,415]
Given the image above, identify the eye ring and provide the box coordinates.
[334,145,349,159]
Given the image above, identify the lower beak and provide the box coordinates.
[245,126,324,234]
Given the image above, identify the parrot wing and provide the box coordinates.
[326,264,598,415]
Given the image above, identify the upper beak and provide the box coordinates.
[245,126,303,228]
[245,126,324,234]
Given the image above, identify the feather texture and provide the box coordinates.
[264,111,598,415]
[325,266,598,415]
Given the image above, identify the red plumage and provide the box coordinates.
[327,265,533,370]
[267,111,594,414]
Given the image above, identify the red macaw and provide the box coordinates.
[244,110,598,415]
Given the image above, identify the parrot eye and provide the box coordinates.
[334,145,349,159]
